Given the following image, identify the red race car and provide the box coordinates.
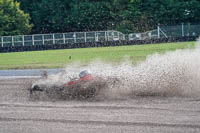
[66,70,94,86]
[30,70,105,100]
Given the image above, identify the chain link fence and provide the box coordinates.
[159,23,200,38]
[128,23,200,40]
[0,30,125,47]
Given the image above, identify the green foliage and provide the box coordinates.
[0,0,33,36]
[13,0,200,34]
[131,0,200,24]
[69,1,112,32]
[16,0,113,33]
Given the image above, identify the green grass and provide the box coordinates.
[0,41,195,70]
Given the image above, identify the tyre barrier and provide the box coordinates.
[0,36,198,53]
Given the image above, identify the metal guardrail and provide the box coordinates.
[0,30,125,47]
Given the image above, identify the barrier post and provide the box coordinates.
[53,34,55,44]
[1,37,3,47]
[12,36,14,46]
[182,23,184,37]
[42,35,44,45]
[95,32,97,42]
[112,31,114,41]
[63,33,65,44]
[117,32,120,40]
[84,32,87,43]
[73,33,76,43]
[32,35,34,46]
[105,31,107,41]
[22,35,24,46]
[157,23,160,38]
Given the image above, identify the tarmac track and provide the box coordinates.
[0,78,200,133]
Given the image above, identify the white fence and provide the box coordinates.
[0,30,125,47]
[1,23,199,47]
[128,30,158,40]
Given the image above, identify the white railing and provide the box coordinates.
[128,30,158,41]
[1,23,199,47]
[0,30,125,47]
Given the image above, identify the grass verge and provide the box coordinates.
[0,41,195,70]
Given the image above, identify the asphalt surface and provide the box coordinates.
[0,78,200,133]
[0,69,62,77]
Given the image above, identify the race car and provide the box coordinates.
[66,70,94,86]
[30,70,107,100]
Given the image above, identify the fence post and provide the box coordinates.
[105,31,107,41]
[117,32,120,40]
[12,36,14,46]
[157,23,160,38]
[149,32,152,39]
[42,35,44,45]
[112,31,114,41]
[182,23,184,37]
[53,34,55,44]
[187,23,191,36]
[63,33,65,44]
[95,32,97,42]
[73,33,76,43]
[84,32,87,43]
[22,35,24,46]
[107,31,110,41]
[32,35,34,46]
[1,37,2,47]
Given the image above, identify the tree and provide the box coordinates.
[0,0,33,36]
[15,0,200,34]
[16,0,113,33]
[69,1,112,32]
[130,0,200,25]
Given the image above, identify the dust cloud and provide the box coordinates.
[34,40,200,100]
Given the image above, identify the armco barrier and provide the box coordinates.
[0,36,197,53]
